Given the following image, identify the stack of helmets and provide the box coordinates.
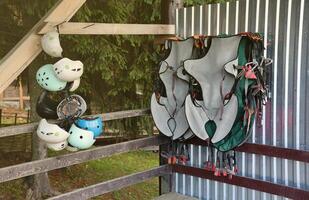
[36,30,104,151]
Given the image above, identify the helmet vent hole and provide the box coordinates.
[97,126,99,128]
[55,68,58,71]
[80,136,83,139]
[85,127,88,130]
[77,68,81,71]
[45,83,48,86]
[41,79,44,81]
[69,131,72,134]
[46,77,49,80]
[43,72,46,75]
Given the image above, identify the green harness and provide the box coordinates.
[204,35,266,152]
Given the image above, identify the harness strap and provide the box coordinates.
[219,74,226,120]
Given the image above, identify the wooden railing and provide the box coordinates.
[0,108,150,138]
[0,108,172,199]
[49,165,171,200]
[0,108,308,199]
[173,164,309,200]
[0,136,168,183]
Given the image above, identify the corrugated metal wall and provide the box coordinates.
[174,0,309,199]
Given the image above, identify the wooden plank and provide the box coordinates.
[99,108,150,121]
[48,165,171,200]
[39,22,176,35]
[0,108,150,138]
[2,96,30,101]
[159,142,173,194]
[0,136,169,183]
[173,164,309,200]
[236,143,309,163]
[43,0,86,23]
[0,0,86,93]
[185,137,309,163]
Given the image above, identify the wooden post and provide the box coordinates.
[0,109,2,126]
[18,77,24,110]
[159,0,183,195]
[26,58,56,199]
[14,113,17,125]
[161,0,183,24]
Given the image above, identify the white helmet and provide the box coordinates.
[37,119,70,143]
[53,58,84,82]
[41,31,63,57]
[46,140,68,151]
[68,78,81,92]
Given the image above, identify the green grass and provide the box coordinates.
[0,150,160,200]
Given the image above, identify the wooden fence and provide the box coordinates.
[0,109,172,199]
[0,109,308,199]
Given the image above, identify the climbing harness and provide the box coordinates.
[153,33,271,179]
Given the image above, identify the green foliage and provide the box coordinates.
[61,1,161,113]
[0,0,162,136]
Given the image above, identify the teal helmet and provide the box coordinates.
[75,116,103,138]
[68,123,95,149]
[36,64,67,92]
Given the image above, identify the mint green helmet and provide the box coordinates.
[68,123,96,150]
[36,64,67,92]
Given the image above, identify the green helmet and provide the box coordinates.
[36,64,67,92]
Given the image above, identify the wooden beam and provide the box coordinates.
[0,0,86,93]
[185,137,309,163]
[0,136,169,183]
[2,96,30,101]
[48,165,171,200]
[173,165,309,200]
[39,22,176,35]
[0,108,150,138]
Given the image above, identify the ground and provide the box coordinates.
[0,150,159,200]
